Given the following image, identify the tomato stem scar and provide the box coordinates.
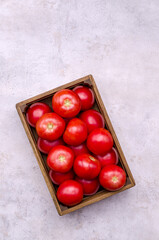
[59,155,66,162]
[64,99,72,107]
[112,176,118,183]
[47,123,54,129]
[89,156,96,161]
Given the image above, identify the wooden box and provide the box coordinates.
[16,75,135,216]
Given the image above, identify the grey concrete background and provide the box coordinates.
[0,1,159,240]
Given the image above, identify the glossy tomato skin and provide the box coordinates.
[73,86,94,111]
[52,89,81,118]
[57,180,83,206]
[47,145,74,173]
[36,113,65,141]
[69,142,89,157]
[95,148,118,168]
[87,128,113,155]
[79,109,105,133]
[63,118,87,146]
[75,176,100,196]
[26,102,51,127]
[99,165,126,191]
[73,153,101,180]
[37,137,64,154]
[49,169,74,185]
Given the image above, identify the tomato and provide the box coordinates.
[99,165,126,191]
[47,145,74,173]
[79,109,105,133]
[87,128,113,155]
[57,180,83,206]
[75,176,100,196]
[36,113,65,141]
[69,142,89,157]
[49,169,74,185]
[63,118,87,146]
[52,89,81,118]
[95,148,118,168]
[73,153,101,180]
[37,137,64,154]
[26,102,51,127]
[73,86,94,111]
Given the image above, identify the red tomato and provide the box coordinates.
[52,89,81,118]
[49,169,74,185]
[63,118,87,146]
[37,137,64,154]
[99,165,126,191]
[69,142,89,157]
[73,153,101,180]
[95,148,118,168]
[47,145,74,173]
[73,86,94,111]
[26,102,51,127]
[57,180,83,206]
[87,128,113,155]
[75,176,100,196]
[36,113,65,141]
[79,109,105,133]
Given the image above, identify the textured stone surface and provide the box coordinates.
[0,1,159,239]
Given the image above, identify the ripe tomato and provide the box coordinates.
[95,148,118,168]
[75,176,100,196]
[79,109,105,133]
[87,128,113,155]
[47,145,74,173]
[57,180,83,206]
[63,118,87,146]
[73,153,101,180]
[99,165,126,191]
[37,137,64,154]
[26,102,51,127]
[49,169,74,185]
[36,113,65,141]
[73,86,94,111]
[52,89,81,118]
[69,142,89,157]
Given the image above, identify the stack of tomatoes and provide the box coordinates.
[26,86,126,207]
